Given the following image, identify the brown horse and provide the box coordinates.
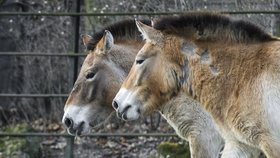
[113,13,280,158]
[62,19,147,136]
[62,19,224,158]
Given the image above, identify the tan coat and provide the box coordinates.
[114,13,280,157]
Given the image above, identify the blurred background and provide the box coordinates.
[0,0,279,157]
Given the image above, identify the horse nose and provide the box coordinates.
[112,100,119,110]
[64,117,73,128]
[117,104,132,121]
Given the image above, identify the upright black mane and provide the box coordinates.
[87,19,150,50]
[153,13,274,42]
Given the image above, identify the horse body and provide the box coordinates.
[62,19,224,157]
[189,39,280,157]
[113,13,280,157]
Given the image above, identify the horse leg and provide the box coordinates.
[221,141,261,158]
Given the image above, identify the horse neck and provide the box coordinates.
[159,93,224,158]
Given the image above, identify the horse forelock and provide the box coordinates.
[153,12,274,43]
[87,19,151,50]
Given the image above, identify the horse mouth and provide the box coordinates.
[116,111,128,121]
[67,121,85,136]
[116,105,141,121]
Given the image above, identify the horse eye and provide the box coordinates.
[86,72,95,79]
[136,59,145,65]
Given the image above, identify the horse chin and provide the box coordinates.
[67,118,104,136]
[124,113,140,121]
[67,122,91,136]
[122,105,141,121]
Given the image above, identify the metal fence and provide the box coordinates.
[1,1,280,157]
[0,133,178,158]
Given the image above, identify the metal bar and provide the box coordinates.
[73,0,81,83]
[65,137,74,158]
[0,133,177,137]
[67,2,81,157]
[0,94,68,98]
[0,52,87,56]
[0,11,280,16]
[221,10,280,14]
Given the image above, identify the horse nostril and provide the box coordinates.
[64,117,73,128]
[112,100,119,109]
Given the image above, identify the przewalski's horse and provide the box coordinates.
[113,13,280,158]
[62,19,224,158]
[62,19,149,136]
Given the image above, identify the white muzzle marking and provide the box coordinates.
[114,88,141,120]
[62,104,92,135]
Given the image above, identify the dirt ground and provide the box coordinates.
[19,115,184,158]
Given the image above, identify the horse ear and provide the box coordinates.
[135,19,161,42]
[96,30,114,54]
[81,34,93,47]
